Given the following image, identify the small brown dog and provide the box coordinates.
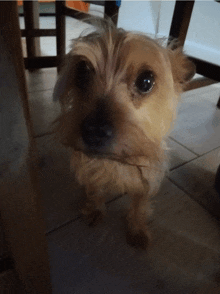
[53,19,195,249]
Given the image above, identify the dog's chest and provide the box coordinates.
[70,152,165,196]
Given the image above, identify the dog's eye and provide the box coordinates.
[75,60,93,89]
[135,70,155,93]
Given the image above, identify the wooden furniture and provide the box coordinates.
[20,0,63,70]
[169,0,220,101]
[20,0,120,71]
[0,2,52,292]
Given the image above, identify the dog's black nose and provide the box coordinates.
[81,104,113,151]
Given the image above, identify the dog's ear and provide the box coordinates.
[53,54,74,103]
[168,46,196,87]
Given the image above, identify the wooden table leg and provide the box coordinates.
[0,2,52,293]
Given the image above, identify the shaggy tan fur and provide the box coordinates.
[53,18,195,249]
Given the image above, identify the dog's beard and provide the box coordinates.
[106,121,163,168]
[53,113,163,169]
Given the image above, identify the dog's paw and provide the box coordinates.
[81,201,106,226]
[82,208,104,227]
[88,210,104,227]
[126,230,151,250]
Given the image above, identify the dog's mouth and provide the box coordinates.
[83,148,109,158]
[74,146,116,160]
[73,146,155,169]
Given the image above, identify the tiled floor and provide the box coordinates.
[25,64,220,293]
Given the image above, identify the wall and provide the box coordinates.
[118,0,220,66]
[184,0,220,66]
[117,1,157,37]
[118,0,175,38]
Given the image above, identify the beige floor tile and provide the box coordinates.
[48,179,220,293]
[169,147,220,219]
[26,68,57,93]
[28,89,61,136]
[170,83,220,155]
[153,179,220,250]
[166,137,197,170]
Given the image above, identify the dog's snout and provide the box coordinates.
[81,105,113,151]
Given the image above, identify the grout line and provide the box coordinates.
[167,177,220,222]
[45,193,126,236]
[167,176,193,196]
[168,137,220,172]
[170,160,194,172]
[168,137,199,156]
[169,144,220,172]
[169,156,202,172]
[193,144,220,159]
[46,216,81,236]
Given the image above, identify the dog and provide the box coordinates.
[53,18,195,249]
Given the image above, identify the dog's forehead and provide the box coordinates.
[121,34,168,70]
[72,30,169,84]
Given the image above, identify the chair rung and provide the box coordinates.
[24,56,59,69]
[21,29,57,37]
[189,57,220,82]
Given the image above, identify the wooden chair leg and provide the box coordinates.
[56,0,66,72]
[169,0,195,46]
[23,0,41,60]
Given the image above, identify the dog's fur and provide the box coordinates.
[53,19,195,249]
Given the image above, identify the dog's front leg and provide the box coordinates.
[81,187,106,226]
[126,192,152,250]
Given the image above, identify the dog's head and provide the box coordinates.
[54,19,195,164]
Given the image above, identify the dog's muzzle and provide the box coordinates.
[81,103,113,152]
